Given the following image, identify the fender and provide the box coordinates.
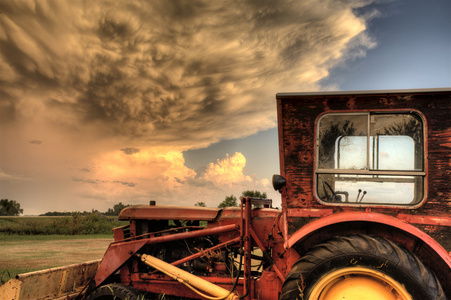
[284,211,451,295]
[285,211,451,267]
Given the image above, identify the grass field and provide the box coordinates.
[0,215,123,284]
[0,214,126,235]
[0,234,113,284]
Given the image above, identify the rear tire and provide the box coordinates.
[86,283,141,300]
[280,235,446,300]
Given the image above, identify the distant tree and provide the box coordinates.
[241,190,267,208]
[218,195,238,208]
[40,211,72,216]
[195,201,206,207]
[104,203,128,216]
[241,190,267,199]
[218,190,269,208]
[0,199,23,216]
[113,202,128,215]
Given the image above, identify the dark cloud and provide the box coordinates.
[0,92,17,124]
[120,147,140,155]
[72,177,136,188]
[0,0,375,149]
[30,140,42,145]
[72,177,99,184]
[113,180,136,187]
[186,177,216,189]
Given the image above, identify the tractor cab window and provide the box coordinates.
[316,112,425,206]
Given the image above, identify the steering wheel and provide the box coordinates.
[322,181,341,202]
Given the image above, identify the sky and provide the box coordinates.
[0,0,449,215]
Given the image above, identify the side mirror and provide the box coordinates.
[272,174,286,192]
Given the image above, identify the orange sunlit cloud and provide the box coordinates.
[71,149,267,208]
[79,148,197,190]
[203,152,252,186]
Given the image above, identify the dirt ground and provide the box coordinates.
[0,236,112,280]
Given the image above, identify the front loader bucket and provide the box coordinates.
[0,260,100,300]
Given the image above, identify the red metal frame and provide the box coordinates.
[94,224,240,287]
[168,236,241,268]
[119,205,221,221]
[242,196,254,298]
[397,213,451,226]
[93,197,283,299]
[131,275,246,298]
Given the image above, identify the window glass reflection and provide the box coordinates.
[316,112,424,206]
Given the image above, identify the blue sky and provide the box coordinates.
[0,0,449,214]
[322,0,450,90]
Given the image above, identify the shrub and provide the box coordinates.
[0,214,126,235]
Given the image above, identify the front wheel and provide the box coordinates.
[280,235,446,300]
[86,283,141,300]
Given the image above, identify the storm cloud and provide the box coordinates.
[0,0,377,214]
[0,0,374,147]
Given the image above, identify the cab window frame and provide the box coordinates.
[314,110,427,208]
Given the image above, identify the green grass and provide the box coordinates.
[0,214,127,235]
[0,215,122,284]
[1,268,34,283]
[0,215,125,284]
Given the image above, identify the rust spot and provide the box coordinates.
[376,260,389,269]
[297,274,306,300]
[346,98,356,110]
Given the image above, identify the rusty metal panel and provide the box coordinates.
[397,213,451,226]
[118,205,220,221]
[254,271,282,300]
[277,89,451,217]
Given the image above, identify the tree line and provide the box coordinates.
[40,202,129,216]
[1,190,269,217]
[196,190,268,208]
[0,199,129,217]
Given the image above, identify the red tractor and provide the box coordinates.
[3,89,449,300]
[82,89,450,300]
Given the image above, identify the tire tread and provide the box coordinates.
[87,283,141,300]
[280,235,445,300]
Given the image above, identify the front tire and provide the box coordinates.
[280,235,446,300]
[86,283,141,300]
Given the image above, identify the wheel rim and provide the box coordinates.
[309,267,412,300]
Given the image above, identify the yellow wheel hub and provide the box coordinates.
[309,267,412,300]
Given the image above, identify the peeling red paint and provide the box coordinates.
[397,214,451,227]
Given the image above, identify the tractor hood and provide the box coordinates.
[118,205,221,221]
